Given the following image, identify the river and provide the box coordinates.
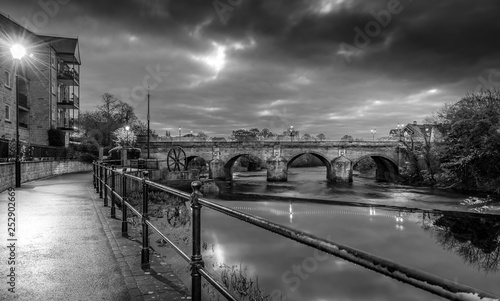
[148,166,500,301]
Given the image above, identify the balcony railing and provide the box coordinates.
[58,93,80,109]
[57,67,79,85]
[57,118,76,131]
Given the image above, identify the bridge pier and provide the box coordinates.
[331,156,353,182]
[209,159,229,180]
[266,156,288,182]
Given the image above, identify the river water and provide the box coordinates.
[150,166,500,301]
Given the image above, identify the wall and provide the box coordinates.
[0,160,92,192]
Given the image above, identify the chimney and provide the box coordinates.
[413,121,417,125]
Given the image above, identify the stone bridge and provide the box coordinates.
[143,141,404,183]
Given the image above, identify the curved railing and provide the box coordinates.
[92,161,499,301]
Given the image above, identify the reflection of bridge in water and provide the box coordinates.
[140,141,409,183]
[229,202,500,273]
[229,204,410,225]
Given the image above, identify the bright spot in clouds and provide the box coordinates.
[192,42,227,76]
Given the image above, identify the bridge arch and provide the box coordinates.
[286,152,332,181]
[224,153,263,178]
[186,156,207,170]
[352,154,400,182]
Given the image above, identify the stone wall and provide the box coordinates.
[0,160,92,192]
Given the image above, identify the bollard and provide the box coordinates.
[122,168,128,237]
[104,165,108,207]
[111,165,116,218]
[190,181,204,301]
[141,171,150,266]
[99,163,103,198]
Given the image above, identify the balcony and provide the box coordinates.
[57,67,79,86]
[57,94,80,110]
[18,92,29,110]
[57,118,76,132]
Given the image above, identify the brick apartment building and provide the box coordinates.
[0,12,80,158]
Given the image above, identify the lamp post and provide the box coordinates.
[371,128,376,140]
[396,123,405,168]
[147,88,150,159]
[179,127,182,142]
[125,125,130,147]
[397,123,405,139]
[289,125,294,142]
[11,44,27,188]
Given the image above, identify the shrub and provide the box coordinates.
[48,128,66,146]
[80,153,97,163]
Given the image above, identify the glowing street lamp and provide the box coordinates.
[371,128,376,140]
[10,44,27,188]
[10,44,27,60]
[125,125,130,146]
[289,125,294,142]
[397,123,405,138]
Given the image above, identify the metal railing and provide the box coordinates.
[31,145,66,159]
[129,158,159,170]
[92,161,499,301]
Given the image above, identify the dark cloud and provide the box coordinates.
[2,0,499,138]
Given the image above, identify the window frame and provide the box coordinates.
[4,70,11,89]
[5,104,11,122]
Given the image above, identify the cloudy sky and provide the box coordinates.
[2,0,500,139]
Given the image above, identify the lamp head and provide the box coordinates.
[125,125,130,131]
[10,44,27,60]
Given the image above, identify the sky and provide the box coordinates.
[2,0,500,139]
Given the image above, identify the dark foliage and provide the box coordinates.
[48,128,66,147]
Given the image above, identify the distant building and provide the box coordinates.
[389,121,442,142]
[210,137,227,142]
[0,12,81,152]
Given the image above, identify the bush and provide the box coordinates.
[48,128,66,146]
[80,153,97,163]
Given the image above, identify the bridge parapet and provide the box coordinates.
[140,140,401,148]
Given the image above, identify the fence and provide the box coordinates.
[0,142,66,161]
[31,144,66,159]
[93,161,499,301]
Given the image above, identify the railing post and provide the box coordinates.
[99,163,103,199]
[122,168,128,237]
[104,165,108,207]
[111,165,116,218]
[190,181,204,301]
[141,171,150,266]
[93,161,96,190]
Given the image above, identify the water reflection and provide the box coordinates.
[423,212,500,273]
[227,201,500,274]
[141,184,500,300]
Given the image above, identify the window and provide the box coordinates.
[5,105,11,122]
[4,71,11,88]
[52,80,57,96]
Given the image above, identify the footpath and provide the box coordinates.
[0,172,190,301]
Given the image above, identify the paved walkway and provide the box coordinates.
[0,172,190,301]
